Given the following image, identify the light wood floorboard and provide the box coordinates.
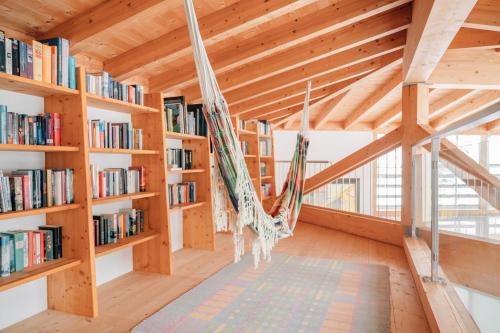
[4,222,429,333]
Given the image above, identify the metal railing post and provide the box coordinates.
[430,137,442,283]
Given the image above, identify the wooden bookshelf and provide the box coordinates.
[0,258,82,292]
[0,144,79,152]
[233,117,276,208]
[0,204,81,221]
[94,231,160,258]
[0,72,78,97]
[89,148,159,155]
[92,192,159,205]
[86,93,158,114]
[168,168,206,174]
[164,105,215,251]
[165,131,206,140]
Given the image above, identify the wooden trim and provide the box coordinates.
[450,28,500,50]
[403,237,480,333]
[92,192,159,205]
[0,204,80,221]
[0,72,78,97]
[299,205,404,247]
[0,144,79,152]
[86,93,159,114]
[89,148,159,155]
[95,231,160,258]
[304,126,403,193]
[419,227,500,297]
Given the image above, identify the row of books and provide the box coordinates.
[0,169,74,213]
[86,71,144,105]
[90,165,145,199]
[259,138,272,156]
[93,209,144,246]
[0,106,61,146]
[260,162,267,177]
[0,32,75,88]
[167,148,193,170]
[164,97,207,136]
[168,182,196,208]
[88,120,143,150]
[261,183,272,197]
[258,120,271,135]
[239,119,247,130]
[0,225,63,277]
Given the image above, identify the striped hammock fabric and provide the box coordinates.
[184,0,310,266]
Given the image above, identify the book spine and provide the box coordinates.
[32,41,43,81]
[42,44,51,83]
[0,30,5,73]
[11,39,19,76]
[26,44,33,79]
[0,236,10,277]
[68,56,76,89]
[5,38,12,75]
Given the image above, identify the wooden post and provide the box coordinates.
[401,84,429,227]
[45,68,98,317]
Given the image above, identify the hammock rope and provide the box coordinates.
[184,0,310,266]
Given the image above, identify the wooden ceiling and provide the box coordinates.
[0,0,499,132]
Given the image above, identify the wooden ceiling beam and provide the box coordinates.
[185,32,406,105]
[428,89,477,120]
[343,68,402,130]
[182,9,410,101]
[430,90,500,130]
[403,0,477,83]
[463,0,500,32]
[450,28,500,49]
[227,49,403,108]
[312,93,350,130]
[104,0,315,80]
[283,120,374,131]
[486,119,500,131]
[428,49,500,89]
[149,0,411,92]
[372,101,402,130]
[41,0,164,54]
[238,73,371,119]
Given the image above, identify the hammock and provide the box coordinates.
[184,0,310,266]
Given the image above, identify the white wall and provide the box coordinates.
[0,90,184,329]
[274,130,373,162]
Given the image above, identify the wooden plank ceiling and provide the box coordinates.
[0,0,499,132]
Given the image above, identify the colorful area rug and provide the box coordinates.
[133,254,391,333]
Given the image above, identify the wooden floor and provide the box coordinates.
[4,223,429,333]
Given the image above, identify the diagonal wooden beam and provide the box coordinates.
[372,101,402,129]
[428,49,500,89]
[450,28,500,49]
[238,75,370,120]
[428,89,477,120]
[229,60,380,114]
[463,0,500,31]
[304,126,403,194]
[343,69,402,129]
[149,0,411,92]
[41,0,164,54]
[486,119,500,131]
[227,49,403,108]
[312,93,350,129]
[431,90,500,130]
[403,0,477,83]
[104,0,315,80]
[182,9,410,101]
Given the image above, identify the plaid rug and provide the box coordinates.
[133,254,391,333]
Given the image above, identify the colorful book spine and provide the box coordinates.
[90,165,146,199]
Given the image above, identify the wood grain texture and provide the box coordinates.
[3,223,430,333]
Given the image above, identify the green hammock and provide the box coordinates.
[184,0,310,266]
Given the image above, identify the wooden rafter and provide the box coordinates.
[428,89,477,120]
[181,9,410,101]
[227,49,403,109]
[463,0,500,31]
[41,0,165,53]
[403,0,477,83]
[428,49,500,89]
[343,68,402,129]
[239,75,370,120]
[104,0,316,80]
[372,101,402,130]
[312,93,349,129]
[450,28,500,49]
[149,0,412,93]
[230,60,380,115]
[431,90,500,129]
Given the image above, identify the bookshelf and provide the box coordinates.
[233,117,277,209]
[0,68,173,319]
[165,126,215,251]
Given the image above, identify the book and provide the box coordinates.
[38,38,64,85]
[87,120,142,150]
[5,38,12,74]
[167,148,193,170]
[1,232,25,272]
[93,209,144,246]
[85,71,144,105]
[0,30,5,73]
[26,44,33,79]
[11,39,19,76]
[168,182,196,207]
[50,45,57,84]
[0,235,10,277]
[164,97,207,136]
[38,225,62,259]
[32,41,43,81]
[68,56,76,89]
[41,43,51,83]
[19,40,27,78]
